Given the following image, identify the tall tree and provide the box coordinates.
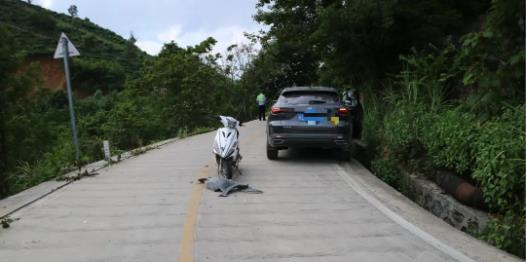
[68,5,78,18]
[128,32,137,44]
[251,0,490,88]
[254,0,327,86]
[221,43,257,81]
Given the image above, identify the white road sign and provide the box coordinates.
[53,33,80,59]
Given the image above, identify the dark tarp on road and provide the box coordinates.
[198,177,263,197]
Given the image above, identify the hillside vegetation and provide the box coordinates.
[0,0,147,92]
[245,0,525,257]
[0,1,258,201]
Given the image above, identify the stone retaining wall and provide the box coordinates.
[404,173,489,231]
[351,140,489,232]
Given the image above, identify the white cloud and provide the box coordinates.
[135,40,163,56]
[39,0,55,9]
[136,24,259,56]
[158,25,184,43]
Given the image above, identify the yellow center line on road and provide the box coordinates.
[177,162,212,262]
[177,123,262,262]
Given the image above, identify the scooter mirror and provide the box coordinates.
[206,115,221,121]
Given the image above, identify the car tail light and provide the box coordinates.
[338,107,349,117]
[271,107,293,115]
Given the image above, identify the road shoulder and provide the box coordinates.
[0,137,179,219]
[339,160,521,262]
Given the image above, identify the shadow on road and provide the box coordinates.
[277,148,341,163]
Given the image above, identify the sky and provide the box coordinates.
[34,0,266,55]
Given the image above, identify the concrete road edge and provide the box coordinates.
[0,137,180,219]
[338,159,522,262]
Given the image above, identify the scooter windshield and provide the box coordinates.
[227,119,237,128]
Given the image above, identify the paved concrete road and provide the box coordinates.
[0,121,519,262]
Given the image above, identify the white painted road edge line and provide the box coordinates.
[335,164,475,262]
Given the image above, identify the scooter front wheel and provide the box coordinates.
[218,158,233,179]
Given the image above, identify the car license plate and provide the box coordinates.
[307,120,316,125]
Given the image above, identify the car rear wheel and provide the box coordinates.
[267,144,278,160]
[337,148,350,161]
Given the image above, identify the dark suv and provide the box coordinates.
[266,86,352,160]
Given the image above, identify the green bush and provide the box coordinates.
[382,102,431,155]
[479,211,526,257]
[371,158,402,189]
[71,59,126,93]
[382,104,416,151]
[28,11,57,33]
[473,105,525,213]
[101,95,165,149]
[361,90,384,151]
[421,109,479,173]
[362,78,524,258]
[6,129,75,194]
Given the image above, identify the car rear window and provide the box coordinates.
[279,91,339,104]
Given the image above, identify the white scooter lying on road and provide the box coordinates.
[212,116,242,179]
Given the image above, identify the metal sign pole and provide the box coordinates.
[61,37,80,165]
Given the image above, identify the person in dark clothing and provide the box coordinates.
[343,89,363,139]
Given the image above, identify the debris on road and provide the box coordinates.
[198,177,263,197]
[1,216,19,229]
